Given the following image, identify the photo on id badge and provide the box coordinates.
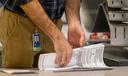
[33,32,41,53]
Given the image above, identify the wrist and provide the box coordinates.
[52,32,66,42]
[67,19,81,27]
[68,22,81,30]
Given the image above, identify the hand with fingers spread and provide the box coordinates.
[53,37,73,67]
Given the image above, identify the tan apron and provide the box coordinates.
[0,9,62,68]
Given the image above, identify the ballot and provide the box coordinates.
[38,44,111,72]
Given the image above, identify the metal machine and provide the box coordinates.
[92,0,128,66]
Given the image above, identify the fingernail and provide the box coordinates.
[60,64,65,67]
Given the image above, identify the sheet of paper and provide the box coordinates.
[1,69,37,74]
[81,44,107,67]
[38,51,80,70]
[38,43,110,71]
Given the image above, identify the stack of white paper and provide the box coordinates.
[38,44,111,71]
[1,69,37,74]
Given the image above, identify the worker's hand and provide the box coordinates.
[68,23,86,48]
[53,38,73,67]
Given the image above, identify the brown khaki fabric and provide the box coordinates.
[0,9,62,68]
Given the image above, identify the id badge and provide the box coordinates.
[33,32,41,53]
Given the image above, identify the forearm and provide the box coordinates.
[20,0,64,41]
[65,0,81,25]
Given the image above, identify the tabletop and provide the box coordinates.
[0,67,128,76]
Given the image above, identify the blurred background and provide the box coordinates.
[80,0,104,32]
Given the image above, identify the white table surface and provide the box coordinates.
[0,67,128,76]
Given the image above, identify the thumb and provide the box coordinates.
[79,35,86,47]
